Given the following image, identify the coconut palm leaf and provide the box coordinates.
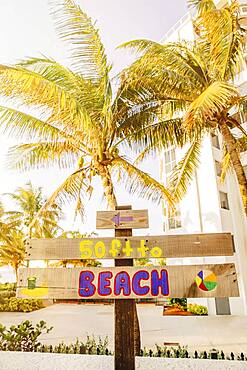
[0,65,96,137]
[167,140,201,202]
[113,156,174,207]
[50,0,109,81]
[120,41,208,89]
[6,142,80,171]
[118,118,186,155]
[29,168,88,230]
[17,57,104,114]
[194,3,244,80]
[188,0,216,14]
[184,82,239,134]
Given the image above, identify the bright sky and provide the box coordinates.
[0,0,188,236]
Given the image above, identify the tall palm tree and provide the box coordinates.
[119,0,247,214]
[5,182,63,238]
[0,0,174,222]
[0,0,176,356]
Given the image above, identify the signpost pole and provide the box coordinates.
[114,205,137,370]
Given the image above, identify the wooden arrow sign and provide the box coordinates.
[96,210,149,229]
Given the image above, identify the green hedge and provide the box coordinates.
[0,291,16,300]
[0,297,44,312]
[0,283,16,291]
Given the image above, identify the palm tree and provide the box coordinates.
[0,200,25,279]
[119,0,247,214]
[0,228,25,280]
[0,0,174,222]
[0,184,63,279]
[0,0,175,355]
[5,182,63,238]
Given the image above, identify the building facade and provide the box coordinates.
[160,0,247,315]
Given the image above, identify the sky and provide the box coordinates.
[0,0,188,236]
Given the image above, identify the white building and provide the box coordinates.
[160,1,247,315]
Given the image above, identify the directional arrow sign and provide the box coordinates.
[111,213,133,226]
[96,210,149,229]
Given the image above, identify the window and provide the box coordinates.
[211,134,220,149]
[168,209,182,230]
[215,161,222,177]
[164,148,176,175]
[220,191,229,210]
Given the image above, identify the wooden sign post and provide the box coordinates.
[17,207,239,370]
[114,205,136,370]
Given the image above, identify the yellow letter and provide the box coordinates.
[109,239,121,257]
[122,240,133,257]
[94,241,106,258]
[80,240,93,259]
[150,246,162,258]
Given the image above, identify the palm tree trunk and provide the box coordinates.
[101,166,117,209]
[220,120,247,215]
[14,264,18,282]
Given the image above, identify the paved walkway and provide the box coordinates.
[0,303,247,352]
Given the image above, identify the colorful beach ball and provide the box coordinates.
[195,270,217,292]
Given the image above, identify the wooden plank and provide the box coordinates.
[25,233,234,260]
[114,205,136,370]
[16,264,239,299]
[96,209,148,229]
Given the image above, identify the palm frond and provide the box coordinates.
[17,56,105,115]
[0,105,63,142]
[6,142,80,171]
[119,41,207,98]
[0,65,95,137]
[239,96,247,115]
[188,0,216,14]
[17,56,84,93]
[167,140,201,202]
[28,168,88,231]
[119,118,186,154]
[194,4,244,79]
[112,156,175,207]
[118,39,163,54]
[50,0,109,81]
[184,82,238,134]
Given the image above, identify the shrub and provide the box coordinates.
[51,336,111,355]
[0,297,44,312]
[141,344,189,358]
[0,290,16,299]
[0,283,16,291]
[168,298,187,310]
[187,303,208,316]
[0,320,52,352]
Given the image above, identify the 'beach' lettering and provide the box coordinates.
[78,269,169,298]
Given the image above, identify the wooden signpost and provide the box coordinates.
[17,207,239,370]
